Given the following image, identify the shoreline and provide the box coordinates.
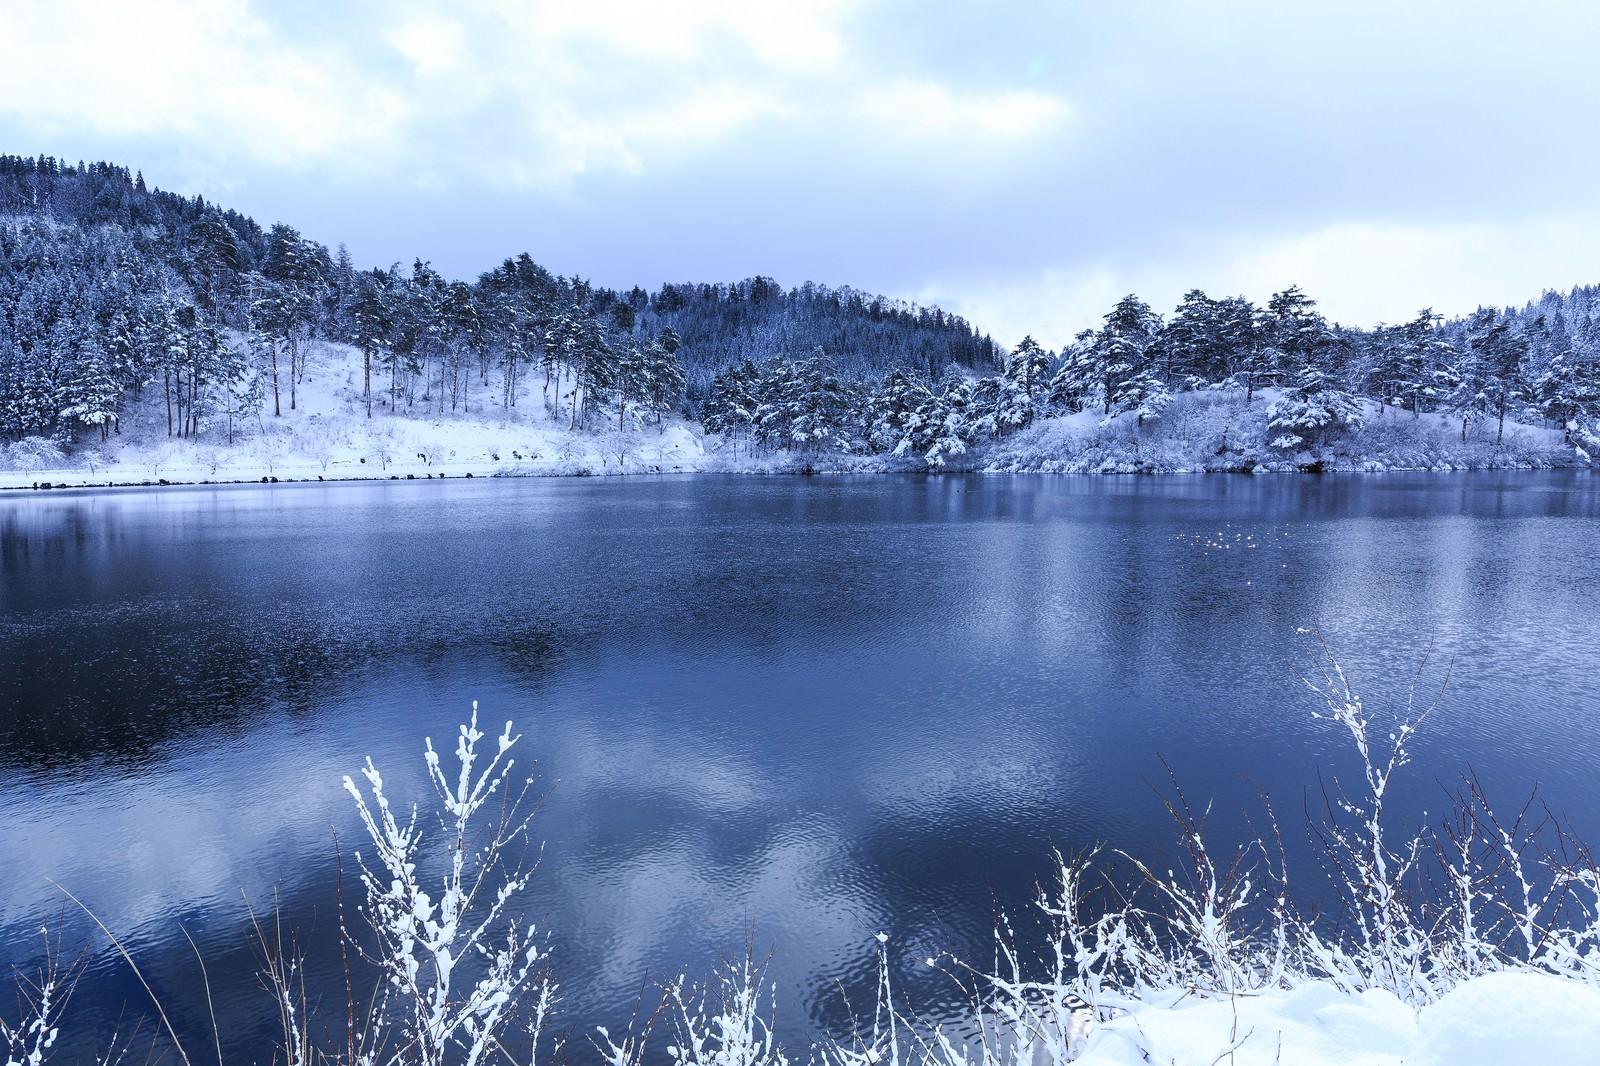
[3,456,1592,496]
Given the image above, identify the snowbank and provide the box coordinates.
[1076,972,1600,1065]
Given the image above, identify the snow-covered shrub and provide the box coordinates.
[1265,368,1364,459]
[1566,420,1600,465]
[664,954,788,1066]
[0,932,68,1066]
[341,704,555,1066]
[3,436,66,474]
[13,655,1600,1066]
[592,951,790,1066]
[981,391,1275,473]
[1348,411,1574,471]
[1293,640,1438,1004]
[1015,637,1600,1015]
[73,447,106,475]
[791,637,1596,1066]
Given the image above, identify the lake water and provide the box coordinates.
[2,472,1598,1062]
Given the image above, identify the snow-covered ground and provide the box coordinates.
[0,339,709,490]
[1073,972,1599,1065]
[982,389,1584,474]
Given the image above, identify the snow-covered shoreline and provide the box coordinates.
[2,342,1592,493]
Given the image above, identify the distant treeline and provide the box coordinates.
[2,153,1599,468]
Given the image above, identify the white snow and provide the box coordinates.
[1072,972,1600,1065]
[0,337,710,490]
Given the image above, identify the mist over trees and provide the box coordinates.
[3,153,1600,471]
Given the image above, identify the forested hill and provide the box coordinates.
[623,278,999,413]
[0,153,1000,446]
[4,153,1600,478]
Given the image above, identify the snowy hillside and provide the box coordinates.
[0,336,708,490]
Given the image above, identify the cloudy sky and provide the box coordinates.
[4,0,1598,344]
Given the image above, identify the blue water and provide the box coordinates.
[2,472,1597,1061]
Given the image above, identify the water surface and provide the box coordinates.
[2,472,1597,1060]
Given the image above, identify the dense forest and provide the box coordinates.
[3,154,1599,472]
[0,155,997,450]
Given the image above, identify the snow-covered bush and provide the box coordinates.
[591,951,791,1066]
[1568,419,1600,465]
[0,931,69,1066]
[1347,410,1573,471]
[340,704,555,1066]
[3,436,66,474]
[791,635,1600,1066]
[1265,368,1364,461]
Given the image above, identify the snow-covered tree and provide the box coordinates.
[1088,294,1163,418]
[1267,362,1364,455]
[640,328,687,430]
[1462,308,1531,445]
[754,351,855,454]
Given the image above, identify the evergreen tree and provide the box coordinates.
[350,270,395,419]
[1465,307,1531,445]
[703,359,761,456]
[1266,360,1364,456]
[754,351,854,453]
[1159,290,1236,387]
[865,368,934,453]
[1087,294,1163,418]
[639,327,686,429]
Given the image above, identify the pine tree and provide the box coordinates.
[640,327,686,430]
[350,271,394,419]
[1465,307,1530,445]
[1266,361,1364,456]
[865,368,934,453]
[1160,290,1236,387]
[1088,294,1163,418]
[1047,329,1099,413]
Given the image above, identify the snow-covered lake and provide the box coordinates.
[2,472,1598,1061]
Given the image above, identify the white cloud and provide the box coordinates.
[0,0,407,164]
[917,266,1128,352]
[923,212,1600,349]
[1,0,1067,192]
[481,0,859,73]
[858,80,1070,141]
[386,15,468,78]
[9,0,1598,327]
[1218,215,1600,325]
